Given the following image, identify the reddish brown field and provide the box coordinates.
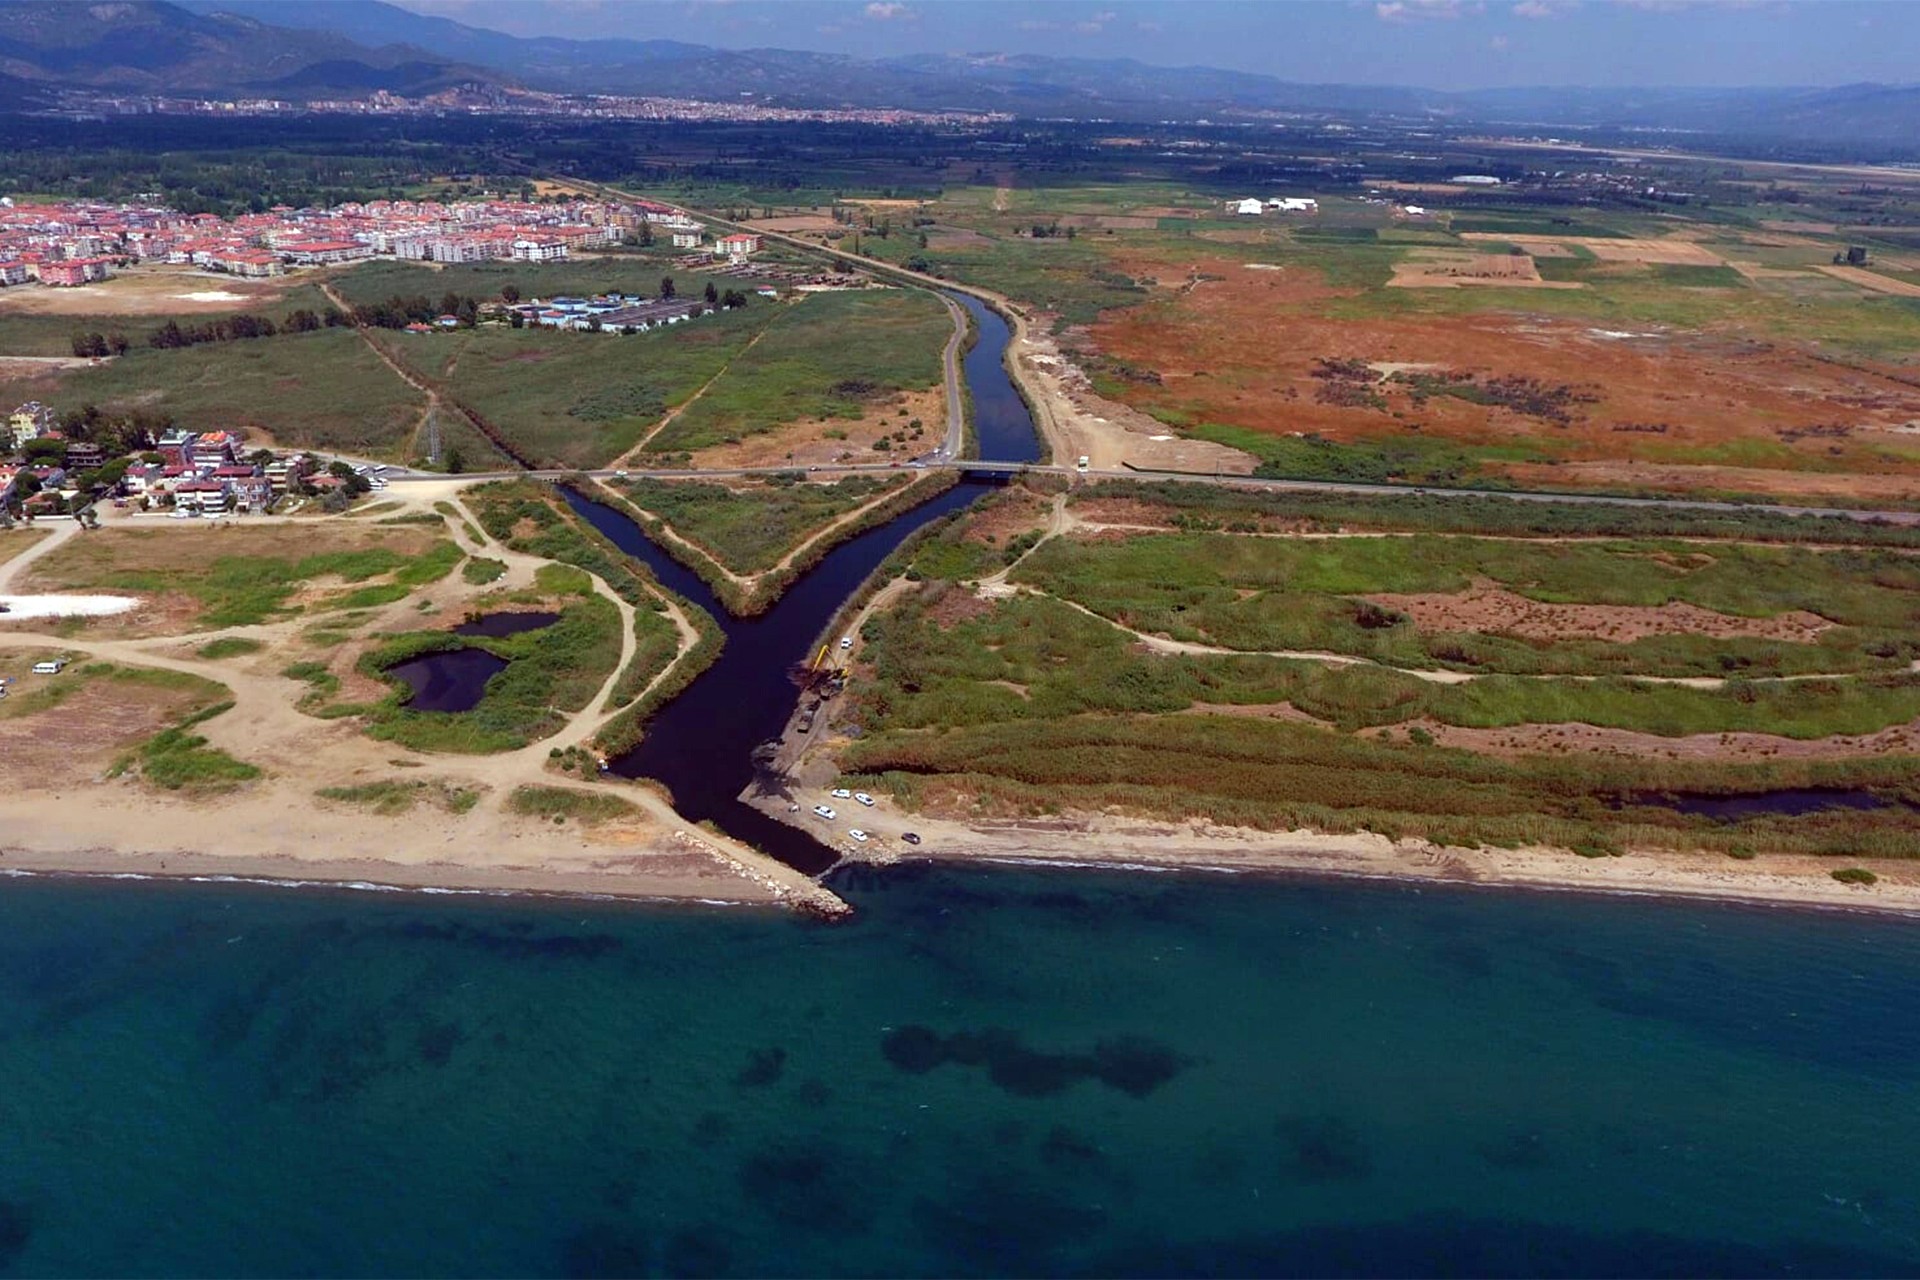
[1083,249,1920,494]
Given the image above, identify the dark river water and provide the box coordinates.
[6,293,1915,1278]
[573,292,1042,875]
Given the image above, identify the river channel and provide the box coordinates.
[568,293,1040,875]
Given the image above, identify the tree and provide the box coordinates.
[444,446,466,475]
[638,222,654,247]
[509,311,525,329]
[501,284,521,304]
[704,282,719,305]
[659,276,676,299]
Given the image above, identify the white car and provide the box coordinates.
[854,792,875,807]
[830,788,852,799]
[812,805,836,821]
[847,829,870,843]
[613,469,628,479]
[169,509,191,519]
[839,636,854,650]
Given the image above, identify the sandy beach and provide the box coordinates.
[0,779,794,906]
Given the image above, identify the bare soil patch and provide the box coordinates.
[959,489,1051,547]
[1388,251,1583,290]
[0,266,300,317]
[1459,234,1726,266]
[688,386,946,469]
[1816,264,1920,298]
[746,215,838,233]
[1364,579,1833,644]
[0,673,203,789]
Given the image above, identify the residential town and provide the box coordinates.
[0,193,712,285]
[2,399,372,523]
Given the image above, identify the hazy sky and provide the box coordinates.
[383,0,1920,90]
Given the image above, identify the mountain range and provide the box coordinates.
[1,0,1916,143]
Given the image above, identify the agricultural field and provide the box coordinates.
[829,481,1920,860]
[809,178,1920,504]
[642,288,951,463]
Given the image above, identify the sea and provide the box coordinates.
[2,864,1918,1277]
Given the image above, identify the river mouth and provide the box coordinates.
[452,611,560,638]
[383,648,509,713]
[574,291,1041,878]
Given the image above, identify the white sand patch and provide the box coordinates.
[0,594,140,619]
[1244,263,1284,271]
[1147,434,1175,441]
[175,290,248,303]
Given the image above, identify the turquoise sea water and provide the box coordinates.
[2,865,1919,1277]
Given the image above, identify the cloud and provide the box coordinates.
[864,1,912,19]
[1490,33,1511,49]
[1512,0,1574,16]
[1375,0,1478,22]
[1073,9,1118,34]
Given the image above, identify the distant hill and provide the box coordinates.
[9,0,1920,145]
[0,0,501,97]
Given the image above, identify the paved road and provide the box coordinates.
[385,461,1920,525]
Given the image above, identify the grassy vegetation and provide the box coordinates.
[461,557,508,585]
[1011,529,1920,678]
[617,473,911,573]
[607,471,958,614]
[465,480,721,725]
[646,290,950,454]
[115,701,261,791]
[327,258,738,309]
[373,305,777,470]
[1074,480,1920,548]
[507,784,638,825]
[832,484,1920,858]
[195,637,263,660]
[316,778,481,815]
[355,586,621,754]
[30,528,460,629]
[42,328,427,458]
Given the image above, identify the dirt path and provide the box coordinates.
[319,281,443,459]
[0,518,80,592]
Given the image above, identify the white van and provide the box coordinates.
[1076,455,1090,472]
[31,660,66,675]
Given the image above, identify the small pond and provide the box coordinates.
[452,611,560,638]
[384,648,508,713]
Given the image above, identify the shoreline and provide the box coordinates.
[0,843,779,907]
[743,780,1920,917]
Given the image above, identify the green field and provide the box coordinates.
[617,473,913,574]
[327,258,739,308]
[38,329,426,458]
[833,484,1920,858]
[645,289,950,454]
[1011,529,1920,678]
[377,307,777,469]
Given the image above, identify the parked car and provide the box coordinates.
[900,832,922,846]
[839,636,854,650]
[854,792,875,807]
[831,788,852,799]
[812,805,836,821]
[847,829,870,843]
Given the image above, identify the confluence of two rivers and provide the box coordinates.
[566,294,1039,876]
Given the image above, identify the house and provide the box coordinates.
[63,441,106,471]
[281,240,372,267]
[671,231,702,250]
[0,261,28,286]
[8,401,54,443]
[37,257,110,286]
[511,237,567,262]
[1234,198,1265,216]
[1267,197,1319,214]
[174,480,227,513]
[214,250,283,278]
[191,431,241,469]
[716,233,761,259]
